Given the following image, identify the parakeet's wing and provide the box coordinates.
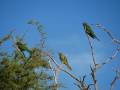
[16,42,31,52]
[59,52,72,70]
[83,22,100,41]
[83,23,94,36]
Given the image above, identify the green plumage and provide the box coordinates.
[59,52,72,70]
[16,41,32,57]
[83,22,100,41]
[16,42,29,52]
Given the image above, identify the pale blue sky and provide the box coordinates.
[0,0,120,90]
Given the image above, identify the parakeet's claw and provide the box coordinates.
[67,64,72,70]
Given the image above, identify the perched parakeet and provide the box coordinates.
[16,42,29,52]
[16,41,32,57]
[59,52,72,70]
[83,22,100,41]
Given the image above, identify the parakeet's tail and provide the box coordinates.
[95,36,100,41]
[67,64,72,70]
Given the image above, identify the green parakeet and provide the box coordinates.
[16,41,32,57]
[16,42,29,52]
[83,22,100,41]
[59,52,72,70]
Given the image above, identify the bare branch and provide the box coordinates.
[86,34,96,66]
[42,51,89,89]
[74,77,93,90]
[48,58,58,90]
[91,23,120,69]
[85,32,98,90]
[110,68,120,90]
[110,76,117,90]
[95,47,120,70]
[95,24,120,45]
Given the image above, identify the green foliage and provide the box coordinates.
[0,43,53,90]
[28,19,46,49]
[0,20,58,90]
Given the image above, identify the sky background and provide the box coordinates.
[0,0,120,90]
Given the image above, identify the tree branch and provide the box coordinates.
[110,68,120,90]
[85,33,98,90]
[43,52,88,90]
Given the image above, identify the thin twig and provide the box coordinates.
[86,35,96,66]
[110,69,120,90]
[94,47,120,70]
[92,24,120,69]
[95,24,120,45]
[55,64,63,82]
[110,76,117,90]
[102,48,119,65]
